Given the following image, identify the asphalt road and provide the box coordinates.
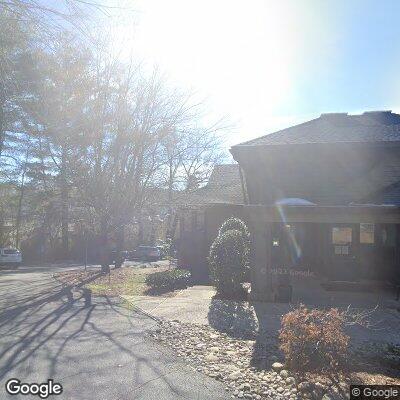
[0,264,230,399]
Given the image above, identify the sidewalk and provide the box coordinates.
[122,285,217,324]
[123,285,400,347]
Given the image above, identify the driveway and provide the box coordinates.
[0,264,230,399]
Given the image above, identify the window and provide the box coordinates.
[332,227,352,244]
[381,225,396,247]
[360,223,374,244]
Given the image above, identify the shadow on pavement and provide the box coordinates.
[207,298,258,340]
[0,269,190,399]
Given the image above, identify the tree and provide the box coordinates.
[209,218,250,296]
[0,8,230,263]
[19,35,93,258]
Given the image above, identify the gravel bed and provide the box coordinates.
[149,320,349,400]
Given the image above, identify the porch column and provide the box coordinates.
[248,215,273,301]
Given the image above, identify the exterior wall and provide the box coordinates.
[229,142,400,302]
[177,204,245,283]
[244,205,400,302]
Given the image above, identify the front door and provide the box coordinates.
[330,224,358,281]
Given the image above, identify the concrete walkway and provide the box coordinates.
[123,285,400,347]
[122,285,217,324]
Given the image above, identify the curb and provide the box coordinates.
[118,295,164,323]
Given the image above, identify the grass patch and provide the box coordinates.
[86,269,148,296]
[55,265,179,297]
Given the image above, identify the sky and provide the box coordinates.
[112,0,400,146]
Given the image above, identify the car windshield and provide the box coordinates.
[3,249,19,254]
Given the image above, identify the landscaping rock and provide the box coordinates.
[228,371,241,380]
[205,354,219,362]
[298,381,312,392]
[271,362,284,371]
[279,369,288,378]
[285,377,296,386]
[149,320,358,400]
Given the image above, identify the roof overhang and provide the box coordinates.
[244,204,400,224]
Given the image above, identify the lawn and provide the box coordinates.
[55,265,172,297]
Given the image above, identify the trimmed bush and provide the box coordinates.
[218,217,250,239]
[209,229,249,295]
[279,305,349,371]
[145,269,191,291]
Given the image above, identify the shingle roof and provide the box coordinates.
[234,111,400,146]
[182,164,243,205]
[149,165,243,208]
[361,181,400,206]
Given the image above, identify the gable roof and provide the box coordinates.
[148,164,244,209]
[234,111,400,147]
[182,164,243,205]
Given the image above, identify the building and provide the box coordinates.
[230,111,400,302]
[177,164,244,281]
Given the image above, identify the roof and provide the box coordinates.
[175,164,243,207]
[360,181,400,206]
[234,111,400,146]
[146,164,243,209]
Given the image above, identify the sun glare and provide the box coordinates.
[114,0,302,142]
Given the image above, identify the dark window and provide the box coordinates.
[381,225,396,247]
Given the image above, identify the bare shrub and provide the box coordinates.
[279,305,349,371]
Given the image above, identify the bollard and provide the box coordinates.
[82,288,92,308]
[65,287,73,303]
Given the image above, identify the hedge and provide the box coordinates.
[145,269,191,291]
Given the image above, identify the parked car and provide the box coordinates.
[128,249,138,260]
[111,250,130,264]
[156,245,167,259]
[136,246,161,262]
[0,248,22,267]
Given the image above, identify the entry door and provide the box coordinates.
[330,224,358,281]
[271,223,305,269]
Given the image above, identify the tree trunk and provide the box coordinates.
[0,88,5,158]
[60,145,69,259]
[138,215,143,245]
[115,225,124,268]
[15,156,28,248]
[168,212,179,239]
[100,217,110,273]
